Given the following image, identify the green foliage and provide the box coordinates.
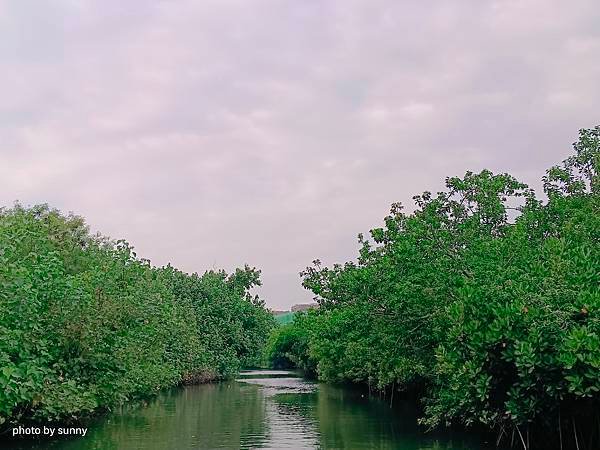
[273,126,599,447]
[265,312,316,373]
[0,204,274,425]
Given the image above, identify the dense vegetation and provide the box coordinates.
[0,205,274,428]
[267,126,599,449]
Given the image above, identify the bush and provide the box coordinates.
[0,204,274,426]
[265,312,316,373]
[274,126,599,449]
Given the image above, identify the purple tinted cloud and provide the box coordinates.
[1,0,599,308]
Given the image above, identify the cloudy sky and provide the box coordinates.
[1,1,598,309]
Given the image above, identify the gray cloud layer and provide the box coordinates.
[1,1,599,308]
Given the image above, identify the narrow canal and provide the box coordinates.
[10,370,502,449]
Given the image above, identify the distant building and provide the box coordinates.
[291,303,318,312]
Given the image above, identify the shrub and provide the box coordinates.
[0,204,274,426]
[274,126,599,448]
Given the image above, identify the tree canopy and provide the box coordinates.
[0,205,274,426]
[267,126,599,449]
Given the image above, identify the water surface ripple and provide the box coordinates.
[9,370,500,449]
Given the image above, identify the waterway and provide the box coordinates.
[9,370,501,449]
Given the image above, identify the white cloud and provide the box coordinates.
[1,0,599,308]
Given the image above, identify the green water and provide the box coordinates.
[7,370,499,449]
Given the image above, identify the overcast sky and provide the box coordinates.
[1,1,598,309]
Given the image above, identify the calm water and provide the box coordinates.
[8,370,499,449]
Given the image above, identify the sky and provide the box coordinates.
[1,1,599,309]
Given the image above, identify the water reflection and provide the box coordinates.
[8,370,499,450]
[246,373,494,450]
